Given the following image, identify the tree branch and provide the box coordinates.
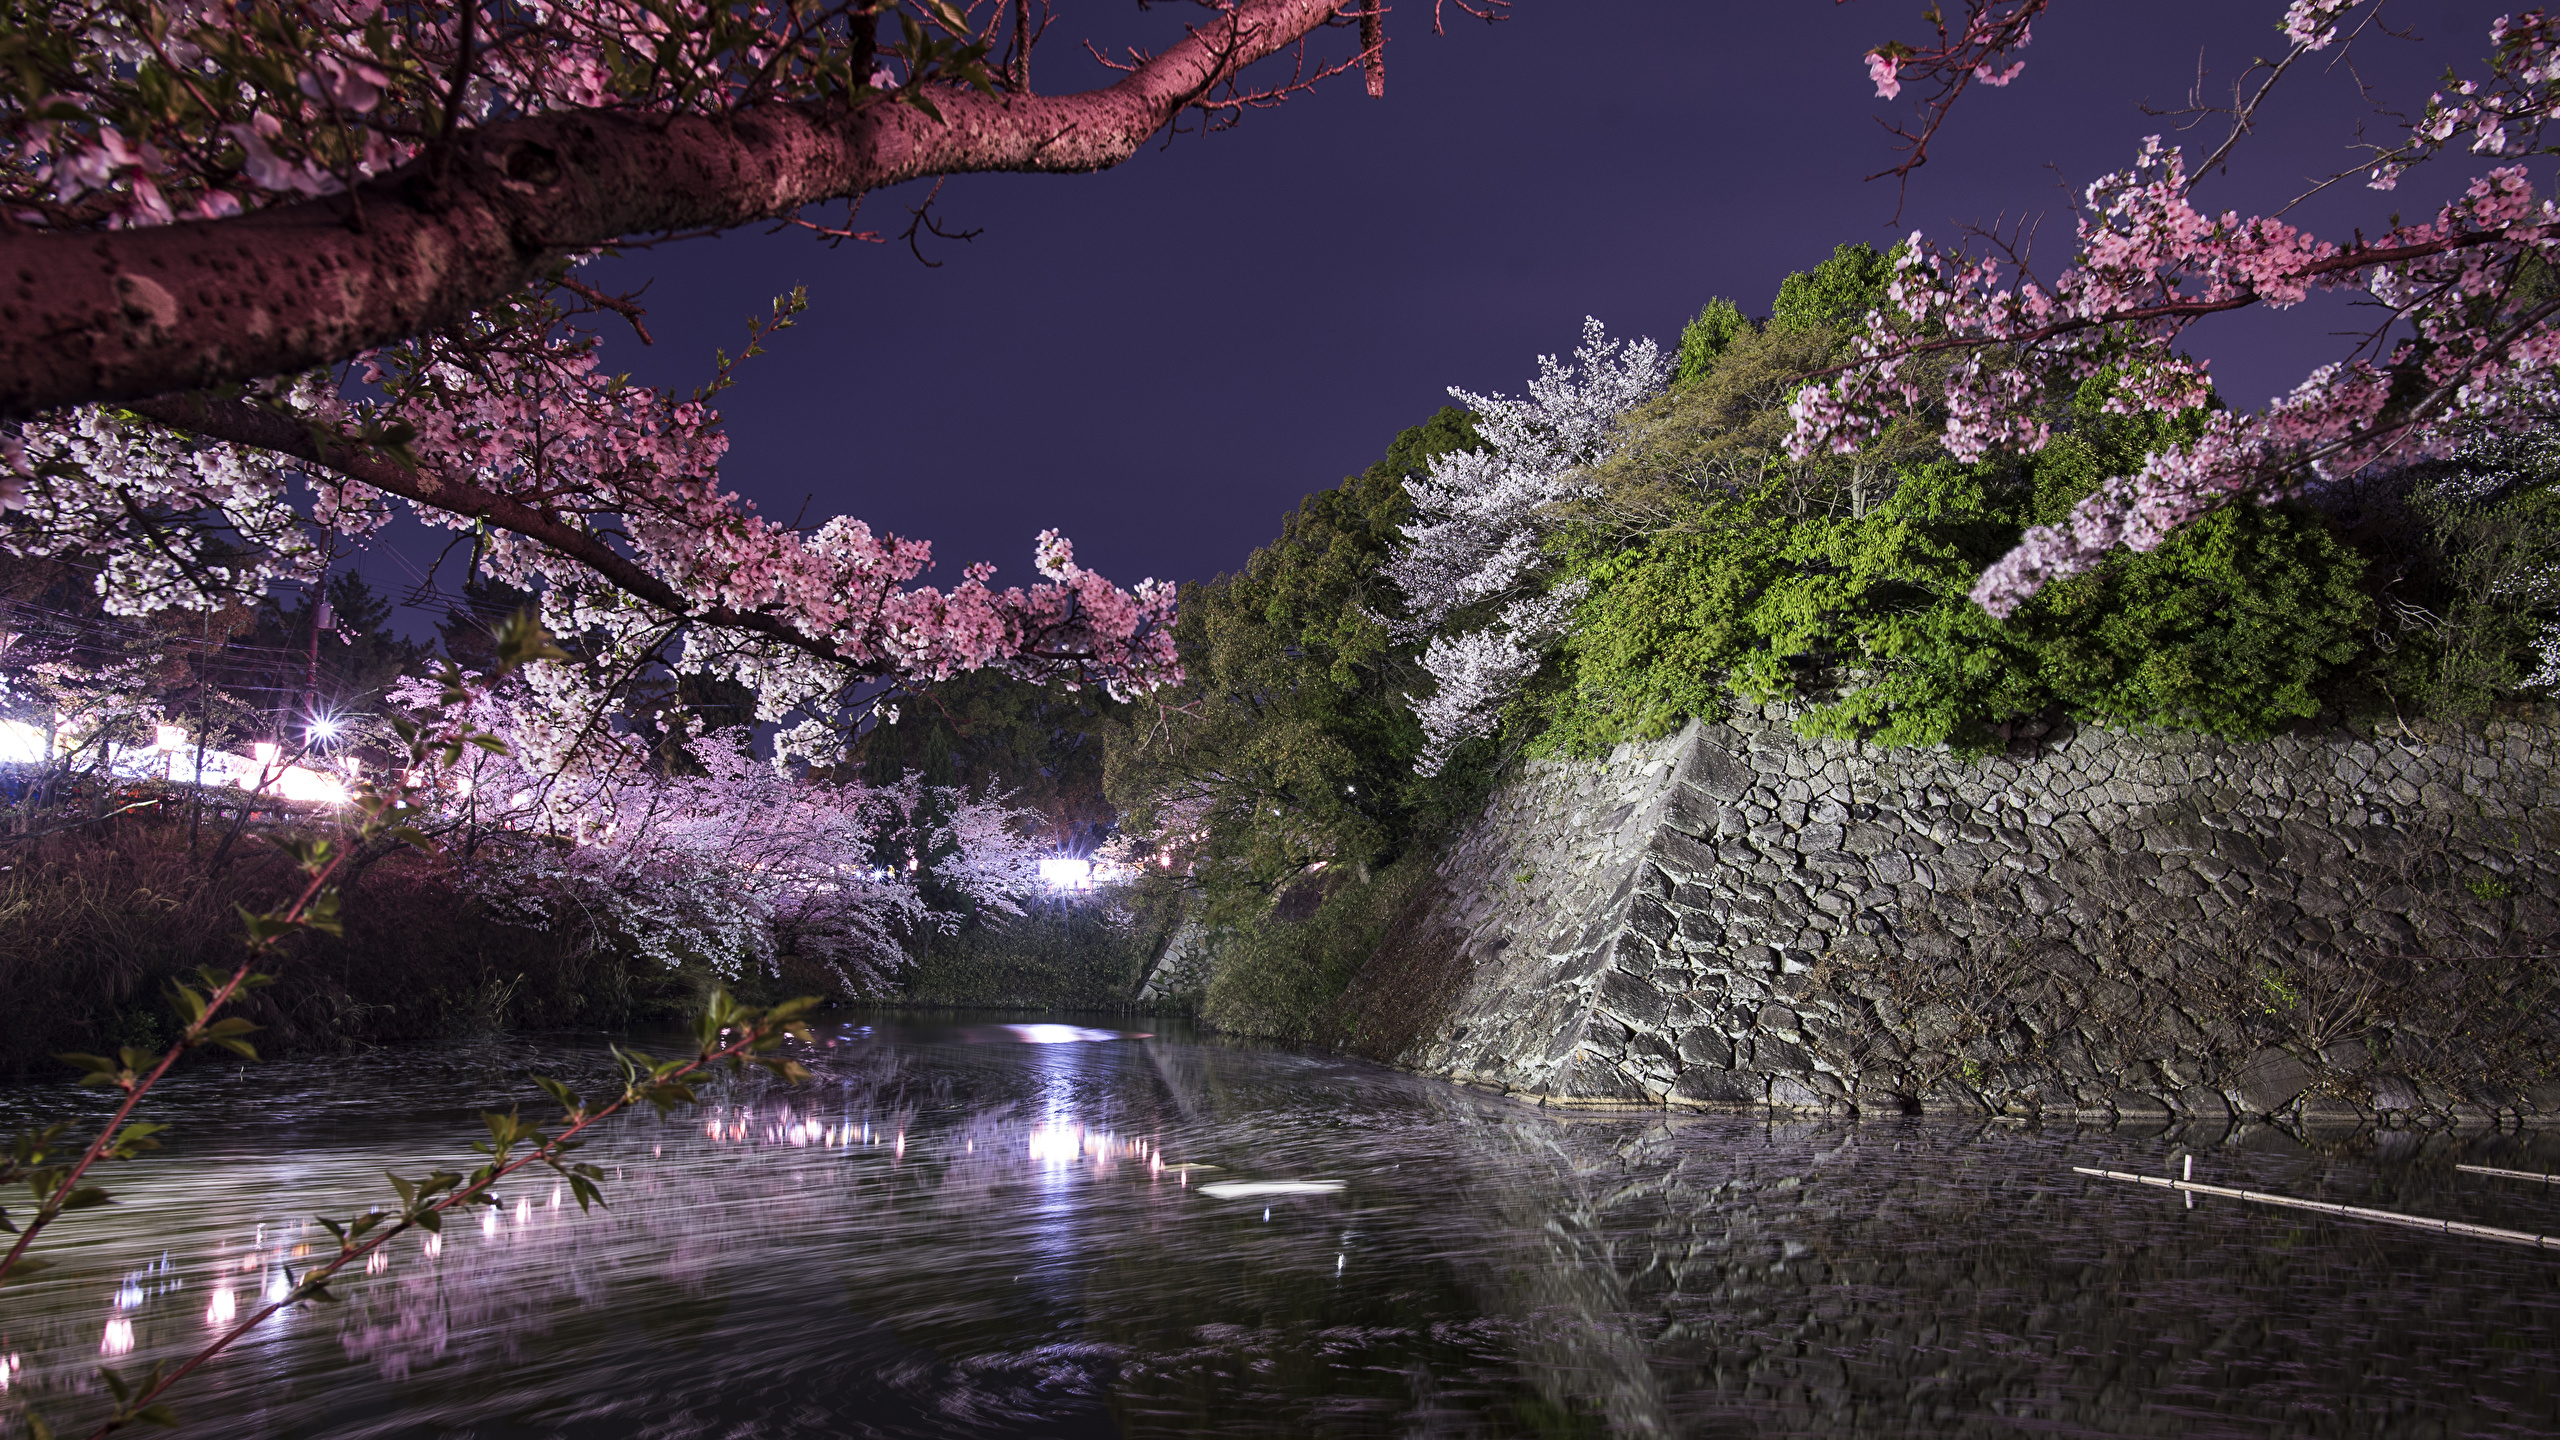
[1,0,1349,418]
[121,393,1123,680]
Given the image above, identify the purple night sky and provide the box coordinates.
[356,0,2505,631]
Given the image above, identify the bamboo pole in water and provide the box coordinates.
[2071,1167,2560,1251]
[2457,1163,2560,1185]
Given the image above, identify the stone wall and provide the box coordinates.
[1134,916,1221,1005]
[1338,707,2560,1129]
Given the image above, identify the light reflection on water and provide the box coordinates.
[0,1012,2556,1437]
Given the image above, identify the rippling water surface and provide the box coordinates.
[4,1013,2559,1438]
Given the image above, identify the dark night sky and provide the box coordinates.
[351,0,2508,634]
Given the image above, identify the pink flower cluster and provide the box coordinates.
[1792,25,2560,619]
[336,306,1180,700]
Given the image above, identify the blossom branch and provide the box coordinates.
[0,0,1360,416]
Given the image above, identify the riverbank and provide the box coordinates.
[0,819,678,1076]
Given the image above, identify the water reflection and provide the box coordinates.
[0,1014,2554,1437]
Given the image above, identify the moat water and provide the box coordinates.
[3,1012,2557,1437]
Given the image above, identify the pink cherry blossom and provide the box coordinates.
[1793,10,2560,617]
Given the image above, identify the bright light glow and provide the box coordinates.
[1037,856,1093,891]
[251,742,279,766]
[1027,1123,1085,1165]
[262,1268,290,1303]
[306,717,340,741]
[273,766,348,805]
[101,1317,135,1356]
[154,723,185,751]
[0,721,40,765]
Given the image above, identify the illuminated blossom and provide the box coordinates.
[1792,9,2560,617]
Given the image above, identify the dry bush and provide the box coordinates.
[0,817,625,1076]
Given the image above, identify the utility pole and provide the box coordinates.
[303,593,330,737]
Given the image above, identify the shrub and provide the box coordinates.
[0,817,625,1076]
[897,899,1172,1011]
[2035,502,2373,737]
[1199,858,1426,1042]
[1542,460,2375,754]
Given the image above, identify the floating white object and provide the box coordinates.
[2074,1166,2560,1249]
[1197,1181,1345,1199]
[2458,1163,2560,1185]
[1000,1024,1122,1044]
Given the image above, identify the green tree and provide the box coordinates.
[1107,407,1482,908]
[1767,241,1897,336]
[1672,297,1750,386]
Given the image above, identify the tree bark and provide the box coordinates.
[3,0,1347,419]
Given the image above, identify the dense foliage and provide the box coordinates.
[1540,369,2388,755]
[1106,408,1483,905]
[1095,409,1501,1036]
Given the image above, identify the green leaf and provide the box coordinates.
[0,1256,55,1283]
[59,1186,113,1212]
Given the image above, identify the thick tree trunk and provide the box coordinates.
[2,0,1346,419]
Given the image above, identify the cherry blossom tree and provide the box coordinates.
[395,671,1048,990]
[1802,2,2560,619]
[6,282,1185,761]
[1387,317,1664,775]
[0,1,1524,736]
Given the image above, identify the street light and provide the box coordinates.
[1037,857,1094,891]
